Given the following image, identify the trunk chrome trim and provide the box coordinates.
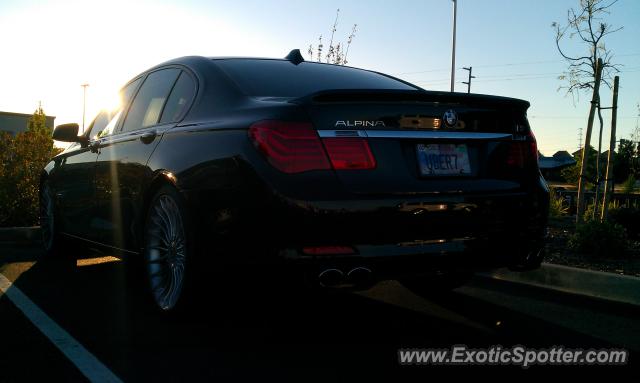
[317,130,367,138]
[317,130,512,140]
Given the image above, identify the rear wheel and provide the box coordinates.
[142,185,193,312]
[399,271,472,298]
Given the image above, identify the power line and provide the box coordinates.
[530,116,638,119]
[393,52,640,76]
[413,73,557,83]
[474,71,560,79]
[475,75,559,82]
[412,74,559,85]
[395,60,562,76]
[410,68,640,86]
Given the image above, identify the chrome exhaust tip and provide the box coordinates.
[318,268,344,287]
[346,267,372,286]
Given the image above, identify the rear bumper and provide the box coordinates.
[186,179,549,279]
[271,194,548,277]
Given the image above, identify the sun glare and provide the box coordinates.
[0,0,258,127]
[94,90,122,115]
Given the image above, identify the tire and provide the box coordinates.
[142,185,194,313]
[40,182,66,258]
[399,271,472,298]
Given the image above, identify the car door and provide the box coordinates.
[87,78,142,246]
[51,129,100,242]
[50,105,134,242]
[93,67,196,251]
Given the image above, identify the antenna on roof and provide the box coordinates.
[285,49,305,65]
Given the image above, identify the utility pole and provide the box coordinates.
[81,83,89,134]
[462,66,475,93]
[450,0,457,92]
[576,58,603,224]
[593,98,604,220]
[578,126,583,151]
[601,76,620,222]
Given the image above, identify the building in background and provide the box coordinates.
[0,111,56,135]
[539,150,576,181]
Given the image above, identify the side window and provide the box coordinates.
[87,110,112,140]
[96,110,122,139]
[160,71,196,123]
[90,78,142,139]
[121,69,180,133]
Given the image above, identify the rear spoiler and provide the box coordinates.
[291,89,530,110]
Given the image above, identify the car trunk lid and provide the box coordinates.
[292,89,537,195]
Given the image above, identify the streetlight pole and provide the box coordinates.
[450,0,457,92]
[81,83,89,134]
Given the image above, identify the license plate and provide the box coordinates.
[416,144,471,176]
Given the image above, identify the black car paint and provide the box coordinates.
[43,55,549,280]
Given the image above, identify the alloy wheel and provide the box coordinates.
[144,194,187,311]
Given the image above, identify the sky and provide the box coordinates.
[0,0,638,155]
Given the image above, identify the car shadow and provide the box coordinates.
[4,244,635,380]
[0,243,42,267]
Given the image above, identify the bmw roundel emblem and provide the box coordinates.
[443,109,458,127]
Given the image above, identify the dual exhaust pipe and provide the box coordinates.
[318,267,372,288]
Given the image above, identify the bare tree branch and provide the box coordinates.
[308,9,357,66]
[553,0,622,97]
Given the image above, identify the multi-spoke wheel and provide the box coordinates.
[143,186,191,312]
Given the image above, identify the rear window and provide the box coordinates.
[215,59,416,97]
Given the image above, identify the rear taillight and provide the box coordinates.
[301,246,356,255]
[248,121,331,173]
[507,130,538,169]
[322,138,376,170]
[249,121,376,173]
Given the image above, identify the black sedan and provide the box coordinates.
[41,50,549,311]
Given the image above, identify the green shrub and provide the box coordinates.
[548,189,568,218]
[622,175,636,194]
[608,207,640,239]
[583,202,599,221]
[0,106,60,227]
[569,220,629,258]
[582,200,620,222]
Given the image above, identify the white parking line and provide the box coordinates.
[0,272,124,383]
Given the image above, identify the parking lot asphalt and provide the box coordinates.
[1,243,639,381]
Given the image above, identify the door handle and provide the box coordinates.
[140,130,157,144]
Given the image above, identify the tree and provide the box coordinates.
[613,139,635,182]
[553,0,621,98]
[27,103,49,134]
[553,0,622,222]
[562,146,598,185]
[307,9,357,65]
[553,0,622,171]
[0,105,61,227]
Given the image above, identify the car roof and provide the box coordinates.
[135,55,530,109]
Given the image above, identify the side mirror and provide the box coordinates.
[52,123,82,143]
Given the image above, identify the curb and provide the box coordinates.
[479,263,640,307]
[0,227,41,244]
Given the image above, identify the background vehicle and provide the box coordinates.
[41,50,549,312]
